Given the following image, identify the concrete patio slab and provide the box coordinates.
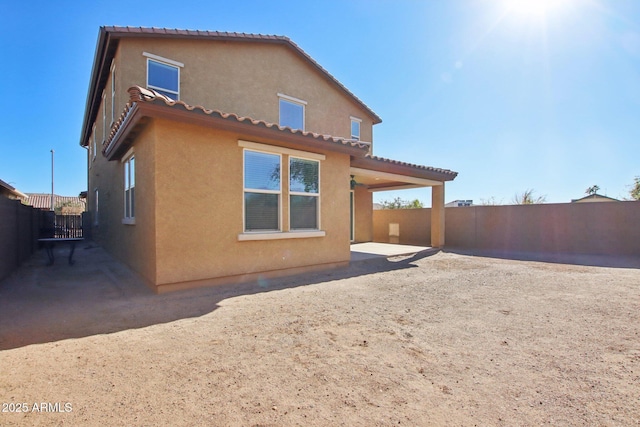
[350,242,432,261]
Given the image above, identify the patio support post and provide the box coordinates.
[431,183,445,248]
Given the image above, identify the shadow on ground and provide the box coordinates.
[445,248,640,269]
[0,242,437,351]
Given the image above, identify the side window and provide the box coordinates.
[351,117,361,141]
[123,153,135,221]
[94,189,99,226]
[147,59,180,100]
[110,63,116,124]
[243,150,281,231]
[92,125,97,161]
[278,94,306,130]
[102,92,107,141]
[289,157,319,230]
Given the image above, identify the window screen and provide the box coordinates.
[244,150,281,231]
[290,158,319,230]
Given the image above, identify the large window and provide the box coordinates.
[240,141,325,239]
[278,94,306,130]
[289,157,319,230]
[123,153,135,221]
[147,58,180,100]
[244,150,281,231]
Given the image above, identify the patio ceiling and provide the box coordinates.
[350,167,442,192]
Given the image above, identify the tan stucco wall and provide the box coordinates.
[151,118,352,287]
[372,203,640,256]
[115,38,375,143]
[85,36,380,289]
[373,208,431,246]
[88,122,157,284]
[353,186,372,242]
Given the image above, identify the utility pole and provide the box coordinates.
[50,149,55,211]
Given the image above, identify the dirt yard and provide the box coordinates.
[0,244,638,426]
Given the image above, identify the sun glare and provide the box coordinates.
[505,0,570,17]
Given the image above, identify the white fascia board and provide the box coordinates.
[350,167,443,187]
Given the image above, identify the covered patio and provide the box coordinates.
[349,155,458,248]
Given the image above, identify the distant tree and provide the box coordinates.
[586,185,600,195]
[380,197,424,209]
[479,196,501,206]
[512,189,546,205]
[630,177,640,201]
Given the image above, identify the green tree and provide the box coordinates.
[380,197,424,209]
[630,177,640,201]
[586,185,600,195]
[512,189,546,205]
[479,196,501,206]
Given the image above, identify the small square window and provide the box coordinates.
[148,59,179,100]
[279,97,305,130]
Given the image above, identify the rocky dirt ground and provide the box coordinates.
[0,244,638,426]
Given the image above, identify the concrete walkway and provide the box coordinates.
[350,242,432,261]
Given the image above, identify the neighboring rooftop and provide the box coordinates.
[0,179,27,199]
[571,194,620,203]
[24,194,86,212]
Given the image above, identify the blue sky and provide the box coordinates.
[1,0,639,205]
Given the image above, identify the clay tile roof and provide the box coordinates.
[352,154,458,180]
[365,154,459,178]
[24,194,86,210]
[103,86,371,158]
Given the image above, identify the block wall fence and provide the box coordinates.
[373,202,640,256]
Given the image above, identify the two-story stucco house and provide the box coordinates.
[80,26,457,292]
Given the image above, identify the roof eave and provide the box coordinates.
[104,99,370,162]
[351,156,458,183]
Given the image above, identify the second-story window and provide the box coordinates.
[278,94,306,131]
[144,53,182,100]
[350,117,361,141]
[110,62,116,124]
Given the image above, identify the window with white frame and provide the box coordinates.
[102,92,106,141]
[123,153,135,221]
[278,94,306,130]
[243,150,281,231]
[110,63,116,124]
[289,157,319,230]
[350,117,361,141]
[146,56,180,100]
[92,125,97,161]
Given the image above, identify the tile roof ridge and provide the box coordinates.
[104,86,372,156]
[104,25,288,41]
